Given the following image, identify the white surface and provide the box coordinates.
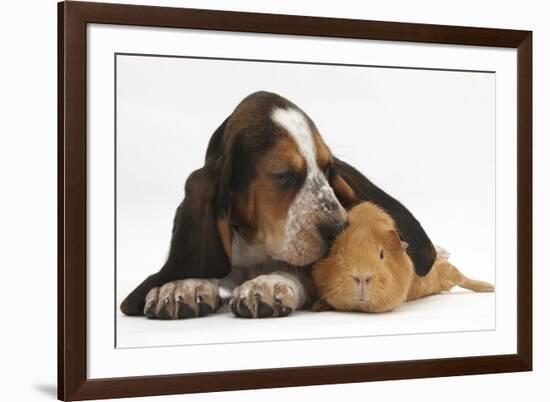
[88,23,517,378]
[118,291,495,348]
[1,0,548,401]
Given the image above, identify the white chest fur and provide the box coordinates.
[231,231,269,267]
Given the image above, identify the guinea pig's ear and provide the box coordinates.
[386,228,408,252]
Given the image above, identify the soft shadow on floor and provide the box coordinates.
[34,384,57,399]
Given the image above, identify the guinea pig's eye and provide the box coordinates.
[379,249,384,260]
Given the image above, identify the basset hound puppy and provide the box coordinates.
[120,91,437,319]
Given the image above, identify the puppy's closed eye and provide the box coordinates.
[270,170,298,189]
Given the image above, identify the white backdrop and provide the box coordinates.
[116,55,496,291]
[0,0,546,401]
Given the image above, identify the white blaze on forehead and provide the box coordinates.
[271,107,318,175]
[270,107,345,265]
[270,107,333,197]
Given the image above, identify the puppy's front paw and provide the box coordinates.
[230,274,302,318]
[144,279,221,319]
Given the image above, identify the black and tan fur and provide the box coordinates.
[120,91,437,319]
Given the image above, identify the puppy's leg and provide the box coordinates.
[230,271,314,318]
[144,279,222,320]
[120,272,165,316]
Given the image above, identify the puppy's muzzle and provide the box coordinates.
[319,220,348,244]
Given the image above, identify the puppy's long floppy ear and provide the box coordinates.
[120,119,233,316]
[329,157,436,276]
[328,161,360,210]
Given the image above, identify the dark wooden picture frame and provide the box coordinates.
[58,1,532,400]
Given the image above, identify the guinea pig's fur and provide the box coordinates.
[312,202,494,313]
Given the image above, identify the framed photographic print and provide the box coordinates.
[58,1,532,400]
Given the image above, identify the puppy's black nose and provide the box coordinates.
[319,221,348,243]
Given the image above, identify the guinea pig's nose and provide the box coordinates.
[319,220,348,243]
[353,275,372,286]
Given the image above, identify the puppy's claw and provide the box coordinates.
[278,306,293,317]
[237,299,253,318]
[177,302,195,319]
[144,302,157,319]
[198,301,214,317]
[258,301,274,317]
[157,306,172,320]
